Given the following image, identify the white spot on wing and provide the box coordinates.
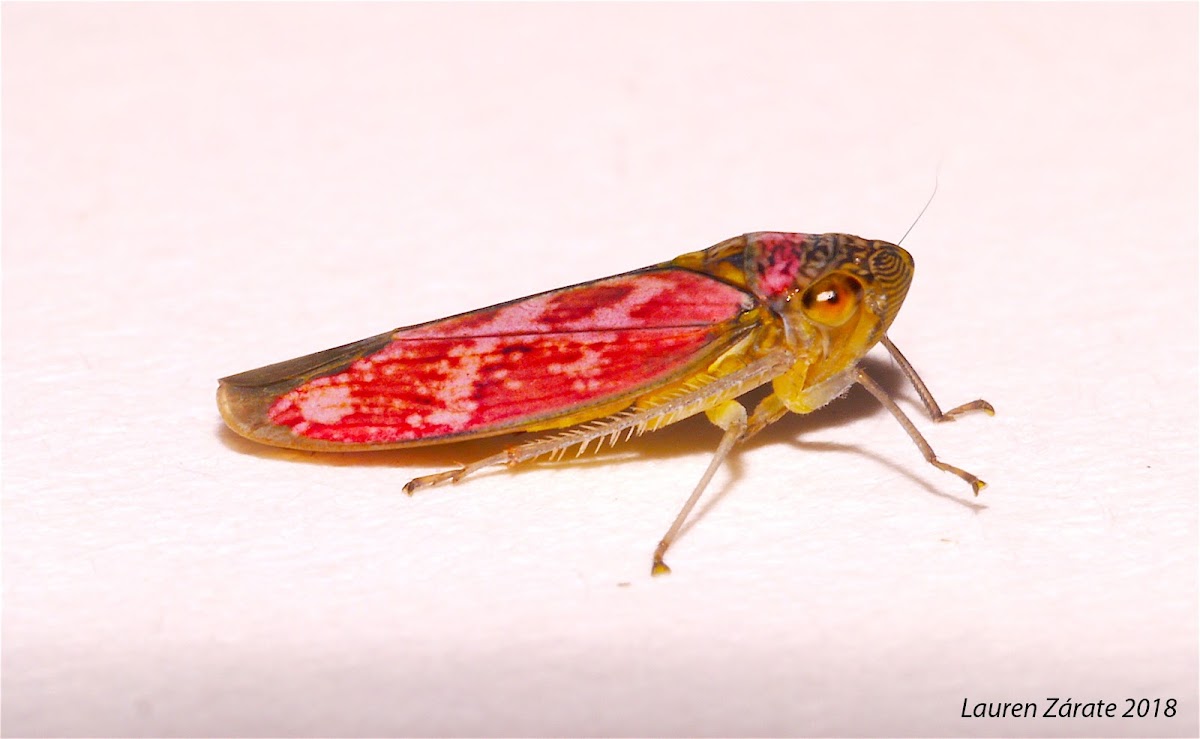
[299,385,354,425]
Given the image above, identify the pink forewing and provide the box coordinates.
[267,269,755,444]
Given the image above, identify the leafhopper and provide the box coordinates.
[218,232,993,574]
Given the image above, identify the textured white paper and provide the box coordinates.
[4,4,1196,736]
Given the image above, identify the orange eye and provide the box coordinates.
[800,273,863,327]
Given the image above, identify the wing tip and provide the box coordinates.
[216,381,277,443]
[216,381,327,450]
[216,329,408,452]
[216,330,398,445]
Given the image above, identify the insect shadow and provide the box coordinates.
[215,354,985,513]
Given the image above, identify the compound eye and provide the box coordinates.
[800,273,863,327]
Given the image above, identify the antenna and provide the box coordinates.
[898,170,940,245]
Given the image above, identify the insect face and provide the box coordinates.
[771,236,914,391]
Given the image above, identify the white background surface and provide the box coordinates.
[3,4,1196,737]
